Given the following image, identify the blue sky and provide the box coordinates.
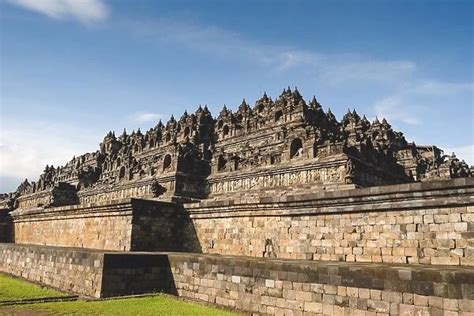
[0,0,473,192]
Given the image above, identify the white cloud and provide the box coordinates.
[7,0,108,23]
[403,80,474,96]
[130,112,163,124]
[372,80,473,126]
[127,18,416,84]
[373,96,424,125]
[320,60,416,84]
[0,118,100,191]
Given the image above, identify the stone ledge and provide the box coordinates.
[10,198,176,221]
[186,178,474,217]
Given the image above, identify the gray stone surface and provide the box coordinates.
[1,243,473,314]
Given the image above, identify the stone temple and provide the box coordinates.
[1,88,473,315]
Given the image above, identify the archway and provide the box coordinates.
[163,154,172,170]
[290,138,303,159]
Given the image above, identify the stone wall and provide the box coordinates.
[185,178,474,266]
[167,253,474,315]
[9,179,474,266]
[10,198,187,252]
[12,200,134,250]
[0,243,103,297]
[2,244,473,314]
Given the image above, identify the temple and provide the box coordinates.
[1,87,472,209]
[1,89,473,314]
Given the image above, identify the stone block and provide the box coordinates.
[381,291,402,303]
[431,257,460,266]
[265,279,275,288]
[414,294,429,307]
[231,276,240,284]
[304,302,322,313]
[443,298,459,311]
[347,287,359,298]
[428,296,444,309]
[460,299,474,312]
[337,286,347,297]
[324,284,338,295]
[367,299,390,313]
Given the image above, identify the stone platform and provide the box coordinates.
[1,243,473,315]
[3,178,474,268]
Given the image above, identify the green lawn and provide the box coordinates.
[0,274,237,315]
[0,274,65,301]
[2,295,237,316]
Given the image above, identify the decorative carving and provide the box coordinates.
[345,159,355,184]
[2,88,471,208]
[150,181,166,197]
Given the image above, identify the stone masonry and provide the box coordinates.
[185,178,474,267]
[0,89,473,315]
[1,244,473,315]
[11,199,186,251]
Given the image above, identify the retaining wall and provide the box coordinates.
[0,243,103,297]
[185,178,474,266]
[10,199,184,251]
[1,243,473,315]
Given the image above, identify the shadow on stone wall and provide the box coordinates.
[130,199,203,253]
[0,210,13,243]
[101,253,178,298]
[178,212,203,253]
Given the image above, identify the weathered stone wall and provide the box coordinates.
[167,253,474,315]
[12,200,134,251]
[9,179,474,266]
[185,178,474,266]
[0,243,104,297]
[10,198,187,252]
[3,244,472,314]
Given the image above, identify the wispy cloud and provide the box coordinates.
[373,96,424,125]
[129,112,164,124]
[127,18,416,84]
[372,80,474,125]
[0,117,101,192]
[7,0,109,23]
[403,80,474,95]
[320,60,416,84]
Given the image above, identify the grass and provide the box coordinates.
[0,274,65,301]
[2,295,237,316]
[0,274,237,315]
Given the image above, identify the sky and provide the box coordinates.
[0,0,473,192]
